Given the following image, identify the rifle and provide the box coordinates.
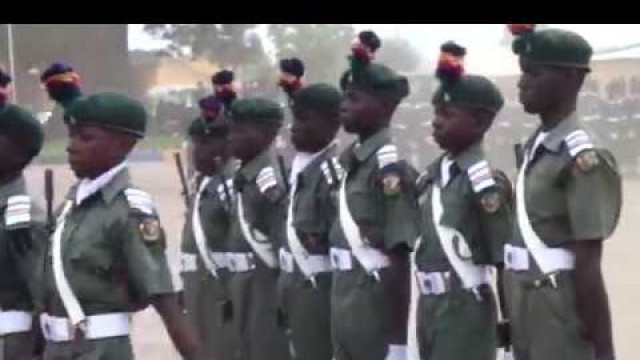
[44,168,54,234]
[514,143,524,169]
[277,154,290,193]
[173,151,191,208]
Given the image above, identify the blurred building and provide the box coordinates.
[0,24,130,113]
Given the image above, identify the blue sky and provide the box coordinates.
[129,24,640,76]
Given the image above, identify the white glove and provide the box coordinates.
[501,349,515,360]
[385,344,407,360]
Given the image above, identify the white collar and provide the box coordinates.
[530,131,549,158]
[76,161,128,205]
[440,155,455,187]
[289,144,334,190]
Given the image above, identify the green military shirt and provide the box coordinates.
[330,127,419,255]
[510,113,622,251]
[0,176,47,311]
[415,143,513,273]
[282,146,341,258]
[227,149,287,256]
[42,168,175,316]
[181,165,235,256]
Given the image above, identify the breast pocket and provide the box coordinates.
[439,192,470,230]
[346,179,379,224]
[292,190,324,234]
[67,225,114,277]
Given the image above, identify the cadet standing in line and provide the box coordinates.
[225,88,292,360]
[275,57,343,360]
[330,30,420,360]
[412,41,513,360]
[504,24,622,360]
[0,70,48,360]
[38,63,201,360]
[179,89,237,359]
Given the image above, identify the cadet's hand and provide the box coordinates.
[151,293,204,360]
[496,320,511,348]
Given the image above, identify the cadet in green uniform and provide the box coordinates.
[38,65,201,359]
[276,57,342,360]
[226,94,292,360]
[412,42,513,360]
[180,92,237,360]
[0,75,48,360]
[505,24,622,360]
[330,30,420,360]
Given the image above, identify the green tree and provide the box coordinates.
[268,24,355,84]
[143,24,268,71]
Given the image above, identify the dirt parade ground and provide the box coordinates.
[23,159,640,360]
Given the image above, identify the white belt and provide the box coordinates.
[40,313,130,342]
[180,252,198,273]
[181,252,228,274]
[504,245,530,271]
[226,252,256,273]
[415,271,451,296]
[0,311,32,336]
[330,248,353,271]
[279,248,332,274]
[415,271,488,300]
[209,251,229,269]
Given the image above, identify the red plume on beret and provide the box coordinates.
[278,57,305,98]
[508,24,536,37]
[436,41,466,84]
[211,70,236,110]
[350,30,381,65]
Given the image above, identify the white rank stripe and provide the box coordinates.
[216,179,234,202]
[565,129,594,157]
[51,201,86,327]
[124,189,156,215]
[320,158,345,185]
[256,167,277,194]
[5,195,31,226]
[377,144,398,169]
[467,160,495,193]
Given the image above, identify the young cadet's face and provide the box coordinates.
[340,88,386,135]
[229,122,274,163]
[291,107,338,153]
[66,125,134,179]
[192,136,228,176]
[518,59,572,115]
[432,104,484,154]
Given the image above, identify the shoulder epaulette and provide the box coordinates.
[124,188,156,215]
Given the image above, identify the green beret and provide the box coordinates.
[432,75,504,114]
[340,63,410,101]
[512,28,592,70]
[229,97,284,129]
[292,83,342,116]
[67,92,147,138]
[0,104,44,157]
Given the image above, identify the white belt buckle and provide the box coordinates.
[180,253,198,273]
[505,245,529,271]
[416,271,448,295]
[330,248,352,271]
[279,249,295,273]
